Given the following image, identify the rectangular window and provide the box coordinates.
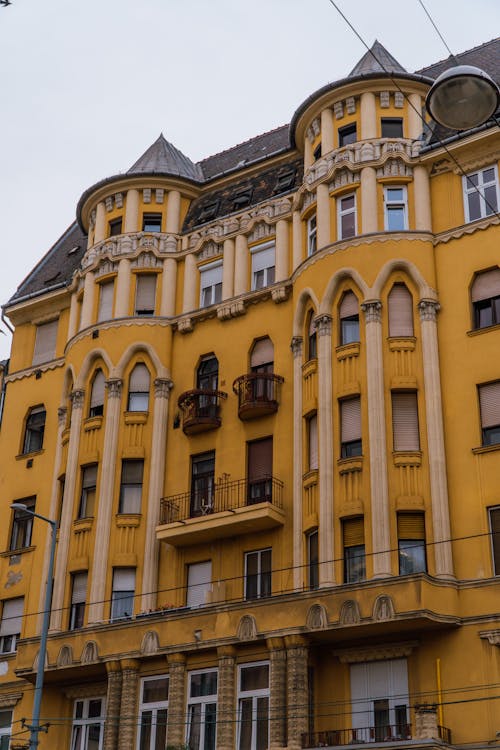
[237,662,270,750]
[190,451,215,517]
[247,437,273,504]
[0,597,23,654]
[472,269,500,329]
[187,670,218,750]
[381,118,403,138]
[23,406,46,454]
[186,561,212,608]
[273,168,296,195]
[200,261,223,308]
[0,710,12,750]
[135,274,157,316]
[138,675,169,750]
[307,214,317,256]
[108,218,122,236]
[339,291,360,345]
[350,659,409,741]
[489,507,500,576]
[307,413,318,471]
[343,517,365,583]
[340,397,362,458]
[463,165,499,222]
[307,530,319,590]
[10,497,35,551]
[119,459,144,514]
[479,381,500,446]
[70,697,105,750]
[338,123,357,147]
[338,193,357,240]
[32,319,58,365]
[245,549,271,600]
[70,572,88,630]
[142,213,162,232]
[398,513,426,575]
[79,465,97,519]
[97,280,114,323]
[392,391,420,451]
[111,568,135,621]
[251,242,275,291]
[384,187,408,231]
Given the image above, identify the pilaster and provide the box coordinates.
[103,661,122,750]
[80,271,95,330]
[222,238,235,300]
[361,167,378,234]
[166,189,181,234]
[292,210,303,271]
[292,336,304,590]
[118,659,140,750]
[234,234,248,295]
[115,258,131,317]
[124,189,139,234]
[316,184,331,250]
[285,635,309,750]
[94,201,107,243]
[216,646,236,750]
[414,165,432,232]
[275,219,289,282]
[67,292,79,341]
[166,653,187,747]
[160,257,177,316]
[316,314,335,585]
[321,108,334,153]
[360,92,377,139]
[268,638,287,748]
[408,93,423,140]
[182,253,197,313]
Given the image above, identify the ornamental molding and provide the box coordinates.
[64,683,107,699]
[58,406,68,425]
[70,389,86,409]
[154,378,174,398]
[271,283,291,304]
[418,299,440,322]
[57,645,73,667]
[94,258,116,278]
[306,603,329,630]
[66,318,173,352]
[31,312,60,326]
[196,240,221,261]
[315,313,333,336]
[329,167,361,192]
[434,215,500,245]
[306,117,321,143]
[131,252,162,270]
[247,220,274,244]
[339,599,361,625]
[237,614,258,641]
[177,316,194,333]
[373,594,395,621]
[81,640,99,663]
[376,158,413,179]
[361,300,382,323]
[5,358,65,383]
[217,299,247,321]
[290,336,303,357]
[141,630,160,655]
[334,640,419,663]
[105,378,123,398]
[81,232,179,272]
[452,149,500,175]
[479,629,500,646]
[0,692,23,708]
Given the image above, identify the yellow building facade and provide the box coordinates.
[0,40,499,750]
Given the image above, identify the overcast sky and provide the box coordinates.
[1,0,499,360]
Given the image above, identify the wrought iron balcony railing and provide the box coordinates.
[232,372,284,420]
[177,389,227,435]
[301,724,451,748]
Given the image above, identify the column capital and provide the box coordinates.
[361,299,382,323]
[154,377,174,398]
[106,378,123,398]
[105,659,122,674]
[217,645,237,659]
[70,389,85,409]
[266,637,285,652]
[284,634,309,650]
[290,336,303,357]
[315,314,332,336]
[418,299,440,322]
[167,652,187,667]
[57,406,68,425]
[120,658,140,671]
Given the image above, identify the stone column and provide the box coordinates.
[361,301,391,578]
[361,167,378,234]
[292,210,303,271]
[285,635,309,750]
[291,337,304,590]
[103,661,122,750]
[321,108,334,153]
[67,293,79,341]
[222,238,235,299]
[166,654,187,748]
[160,257,177,316]
[115,258,131,318]
[360,92,377,139]
[88,379,123,624]
[418,300,454,578]
[275,219,289,282]
[268,638,287,749]
[94,201,107,243]
[141,378,173,611]
[80,271,95,330]
[118,659,140,750]
[234,234,248,295]
[124,189,140,234]
[408,93,423,140]
[316,314,335,586]
[216,646,236,750]
[316,184,331,250]
[50,389,85,631]
[166,190,181,234]
[304,138,313,169]
[414,166,432,232]
[182,253,197,313]
[414,704,439,739]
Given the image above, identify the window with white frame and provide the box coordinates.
[127,363,150,412]
[244,549,271,600]
[237,662,270,750]
[110,568,135,621]
[89,370,105,417]
[79,465,97,519]
[97,280,114,323]
[251,242,275,290]
[70,697,105,750]
[22,405,46,454]
[384,187,408,231]
[187,670,218,750]
[138,675,169,750]
[200,262,223,308]
[32,318,58,366]
[0,597,23,653]
[471,268,500,329]
[10,497,35,550]
[339,291,360,345]
[350,659,410,742]
[186,561,212,608]
[118,459,144,514]
[391,391,420,452]
[337,193,356,240]
[463,165,499,222]
[307,214,317,256]
[307,413,318,471]
[489,506,500,576]
[0,711,12,750]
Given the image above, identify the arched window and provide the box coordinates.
[306,311,317,361]
[22,406,46,454]
[89,370,105,417]
[339,291,359,345]
[250,338,274,374]
[197,356,218,391]
[471,268,500,329]
[388,283,414,337]
[128,364,150,412]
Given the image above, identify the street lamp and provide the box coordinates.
[10,503,57,750]
[426,65,500,130]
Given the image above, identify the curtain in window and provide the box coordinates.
[135,275,157,314]
[97,281,114,322]
[391,392,419,451]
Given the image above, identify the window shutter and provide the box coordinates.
[490,508,500,574]
[388,284,414,337]
[248,438,273,480]
[479,382,500,427]
[82,464,98,487]
[471,269,500,302]
[341,397,361,442]
[97,281,114,322]
[343,517,364,547]
[187,561,212,607]
[251,338,274,368]
[90,371,105,410]
[129,364,150,393]
[0,598,24,636]
[392,392,420,451]
[113,568,135,592]
[339,291,358,319]
[32,320,58,365]
[135,275,157,313]
[72,573,88,604]
[397,512,425,540]
[251,242,275,273]
[200,262,223,290]
[308,414,318,470]
[121,460,144,484]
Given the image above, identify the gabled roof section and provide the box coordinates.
[128,133,204,182]
[349,40,407,77]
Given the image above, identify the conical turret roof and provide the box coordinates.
[128,133,203,181]
[348,40,407,77]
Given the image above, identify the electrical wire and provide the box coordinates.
[415,0,458,63]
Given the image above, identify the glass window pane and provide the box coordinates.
[484,184,498,214]
[399,540,426,574]
[143,677,169,703]
[88,723,101,750]
[341,317,359,344]
[188,704,201,750]
[239,698,253,750]
[88,699,102,719]
[241,664,269,692]
[204,703,217,750]
[483,168,495,183]
[155,709,168,750]
[256,697,269,750]
[468,191,481,220]
[341,211,355,238]
[190,671,217,697]
[139,710,152,750]
[387,206,406,231]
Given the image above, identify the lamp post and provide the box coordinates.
[11,503,57,750]
[426,65,500,130]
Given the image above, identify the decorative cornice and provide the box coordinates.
[334,640,419,663]
[315,314,332,336]
[154,378,174,399]
[479,629,500,646]
[0,692,23,708]
[434,214,500,245]
[5,358,65,383]
[71,389,86,409]
[177,316,194,333]
[81,231,179,273]
[217,299,247,321]
[290,336,303,357]
[271,283,291,304]
[105,378,123,398]
[418,299,440,322]
[361,300,382,323]
[452,149,500,175]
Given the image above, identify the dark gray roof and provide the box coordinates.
[417,36,500,84]
[349,40,407,77]
[128,133,204,182]
[198,125,291,180]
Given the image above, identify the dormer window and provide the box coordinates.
[339,123,357,147]
[142,213,162,232]
[198,201,219,223]
[381,118,403,138]
[232,188,253,211]
[273,168,296,195]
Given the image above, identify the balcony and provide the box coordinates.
[157,475,285,546]
[232,372,284,420]
[177,389,227,435]
[301,724,451,749]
